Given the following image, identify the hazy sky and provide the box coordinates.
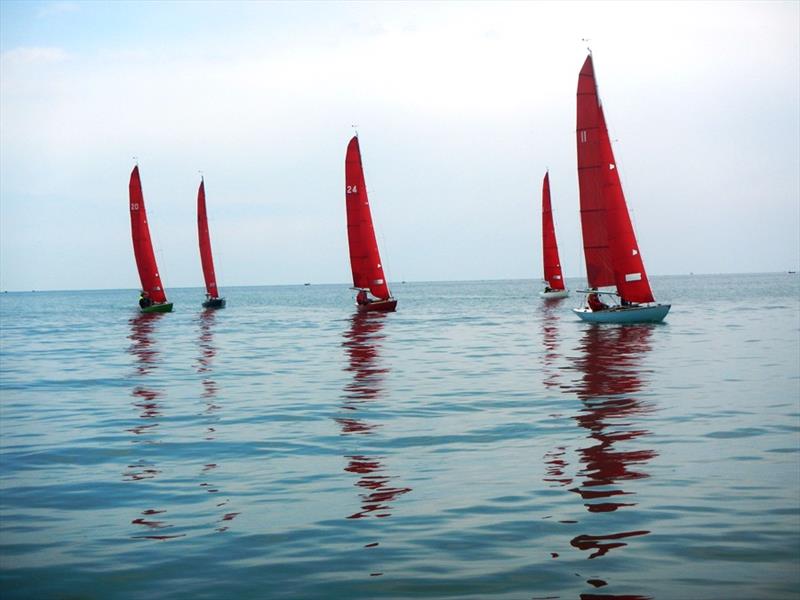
[1,1,798,291]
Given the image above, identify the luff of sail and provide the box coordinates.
[129,166,168,304]
[197,178,219,299]
[576,54,655,304]
[542,171,566,290]
[345,136,391,300]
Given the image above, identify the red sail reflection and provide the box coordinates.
[540,299,564,393]
[126,312,178,539]
[126,313,164,439]
[128,312,162,376]
[195,309,239,532]
[339,312,411,520]
[561,324,658,562]
[197,310,221,425]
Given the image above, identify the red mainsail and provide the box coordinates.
[197,179,219,299]
[576,54,654,303]
[541,171,566,290]
[129,166,167,304]
[345,136,391,300]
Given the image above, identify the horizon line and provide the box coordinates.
[1,270,797,294]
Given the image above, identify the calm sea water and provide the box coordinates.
[1,274,798,600]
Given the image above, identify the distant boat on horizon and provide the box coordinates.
[539,171,569,300]
[197,177,226,309]
[571,53,670,324]
[344,134,397,312]
[129,166,173,313]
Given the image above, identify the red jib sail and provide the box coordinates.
[576,54,654,303]
[129,166,168,304]
[542,171,566,290]
[197,179,219,299]
[345,136,391,300]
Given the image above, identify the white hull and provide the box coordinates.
[539,289,570,299]
[573,303,671,324]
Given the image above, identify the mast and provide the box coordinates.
[576,54,654,303]
[197,178,219,299]
[344,136,391,300]
[542,171,566,290]
[129,166,167,304]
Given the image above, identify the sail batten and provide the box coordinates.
[576,54,655,303]
[541,172,566,290]
[129,166,168,304]
[345,136,391,300]
[197,179,219,299]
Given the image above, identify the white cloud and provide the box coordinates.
[1,46,69,65]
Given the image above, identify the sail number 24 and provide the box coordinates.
[346,185,358,194]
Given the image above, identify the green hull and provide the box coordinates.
[140,302,173,313]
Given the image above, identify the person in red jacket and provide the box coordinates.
[587,292,608,312]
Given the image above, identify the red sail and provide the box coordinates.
[541,171,566,290]
[129,166,167,304]
[197,179,219,299]
[345,136,391,300]
[576,55,654,303]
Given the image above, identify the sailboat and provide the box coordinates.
[539,171,569,299]
[572,53,670,324]
[345,135,397,312]
[129,165,173,313]
[197,177,226,309]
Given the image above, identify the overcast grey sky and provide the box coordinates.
[1,0,798,291]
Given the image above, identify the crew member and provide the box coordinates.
[587,292,608,312]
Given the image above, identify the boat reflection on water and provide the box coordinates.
[540,298,564,392]
[196,309,239,532]
[565,324,657,561]
[125,312,184,540]
[540,302,573,488]
[126,312,164,441]
[339,311,411,521]
[197,309,221,429]
[128,312,161,377]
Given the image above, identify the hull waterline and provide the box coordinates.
[539,289,570,299]
[141,302,173,314]
[573,304,670,324]
[357,298,397,313]
[202,297,226,309]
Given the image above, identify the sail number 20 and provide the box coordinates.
[346,185,358,194]
[130,203,140,211]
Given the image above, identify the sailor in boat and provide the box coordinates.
[139,291,153,309]
[356,289,370,306]
[587,292,609,312]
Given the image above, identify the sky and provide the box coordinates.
[1,0,798,291]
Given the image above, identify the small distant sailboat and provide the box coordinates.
[539,171,569,299]
[345,135,397,312]
[572,53,670,324]
[129,166,173,313]
[197,177,226,309]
